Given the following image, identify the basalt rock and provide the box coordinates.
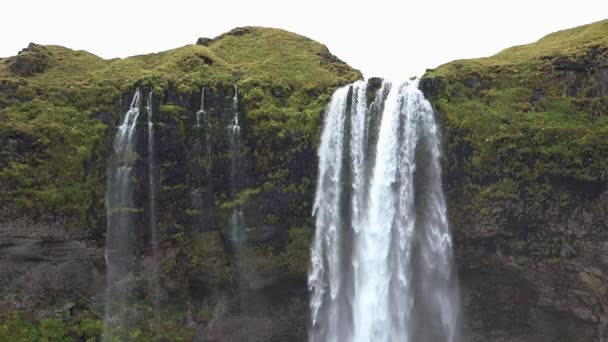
[422,19,608,342]
[8,43,50,77]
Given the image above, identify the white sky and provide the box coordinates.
[2,0,607,79]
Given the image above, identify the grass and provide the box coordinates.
[0,26,362,221]
[423,19,608,245]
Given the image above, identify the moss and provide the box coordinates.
[219,187,261,209]
[183,231,234,284]
[0,100,107,220]
[284,226,312,277]
[0,26,361,226]
[159,104,184,116]
[39,317,65,341]
[424,19,608,237]
[0,311,40,342]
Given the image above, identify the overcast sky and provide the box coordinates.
[2,0,607,79]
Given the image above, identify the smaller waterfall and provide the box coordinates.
[192,87,213,230]
[197,86,212,172]
[104,89,142,338]
[146,92,160,322]
[228,85,244,246]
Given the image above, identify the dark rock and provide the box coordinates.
[531,88,547,102]
[90,111,114,125]
[552,56,588,71]
[226,27,252,37]
[271,86,290,98]
[197,53,213,65]
[366,77,384,105]
[8,43,51,77]
[464,74,482,88]
[196,37,213,46]
[367,77,383,89]
[419,76,445,100]
[317,46,340,64]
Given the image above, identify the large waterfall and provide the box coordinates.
[309,80,460,342]
[104,89,142,336]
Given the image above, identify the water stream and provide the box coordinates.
[309,80,460,342]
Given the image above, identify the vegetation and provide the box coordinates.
[0,26,361,221]
[423,19,608,261]
[0,311,103,342]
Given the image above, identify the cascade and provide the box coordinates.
[309,80,460,342]
[192,87,212,229]
[146,92,160,321]
[228,85,244,246]
[104,89,142,337]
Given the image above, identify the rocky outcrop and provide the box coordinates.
[7,43,51,77]
[422,19,608,341]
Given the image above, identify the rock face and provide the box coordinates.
[0,20,607,341]
[422,19,608,342]
[0,26,361,341]
[7,43,50,77]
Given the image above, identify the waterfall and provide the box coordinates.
[228,85,244,246]
[309,80,460,342]
[199,86,212,165]
[146,92,160,321]
[192,86,212,230]
[104,89,142,337]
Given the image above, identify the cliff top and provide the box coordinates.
[0,26,361,220]
[426,19,608,77]
[0,26,362,93]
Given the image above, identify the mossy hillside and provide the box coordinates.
[422,19,608,262]
[0,27,362,223]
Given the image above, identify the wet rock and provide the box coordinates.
[552,56,588,71]
[419,76,445,100]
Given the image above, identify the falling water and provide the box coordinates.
[198,86,212,165]
[192,87,212,229]
[309,80,460,342]
[146,92,160,322]
[104,89,142,337]
[228,85,244,246]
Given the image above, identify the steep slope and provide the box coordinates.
[422,19,608,341]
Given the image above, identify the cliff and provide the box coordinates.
[422,19,608,341]
[0,27,361,341]
[0,20,607,341]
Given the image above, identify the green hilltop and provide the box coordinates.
[0,27,362,220]
[423,19,608,244]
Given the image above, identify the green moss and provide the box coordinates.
[0,26,361,225]
[424,19,608,235]
[0,311,39,342]
[219,187,261,209]
[183,231,234,284]
[39,317,65,342]
[159,104,184,116]
[0,100,107,220]
[284,226,312,277]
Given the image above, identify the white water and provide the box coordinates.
[309,80,459,342]
[146,91,160,321]
[228,85,244,245]
[192,86,212,229]
[104,89,142,336]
